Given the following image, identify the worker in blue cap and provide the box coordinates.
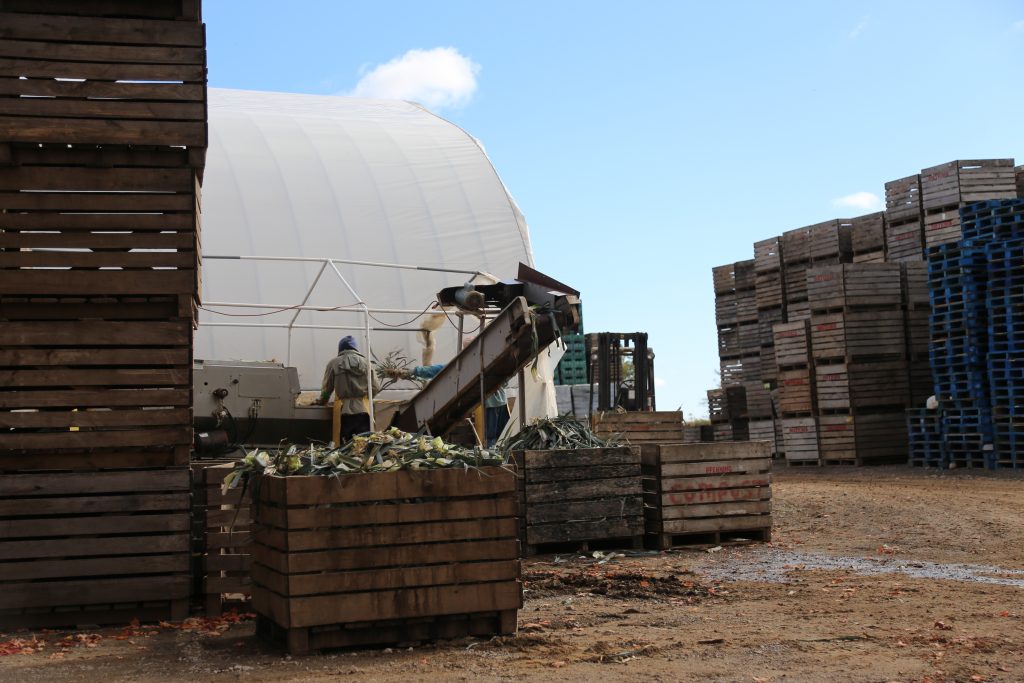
[316,336,380,441]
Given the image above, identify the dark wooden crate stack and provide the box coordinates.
[884,174,926,262]
[920,159,1017,248]
[0,0,206,629]
[807,264,910,464]
[592,410,685,445]
[641,441,772,548]
[251,469,522,655]
[754,236,785,385]
[197,463,252,615]
[773,320,819,463]
[707,385,748,442]
[713,260,759,398]
[902,262,932,407]
[851,212,886,263]
[511,448,644,554]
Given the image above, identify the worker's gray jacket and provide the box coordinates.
[321,350,380,415]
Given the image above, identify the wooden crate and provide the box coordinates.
[848,360,910,409]
[735,289,757,324]
[782,417,819,463]
[199,464,253,615]
[807,219,853,262]
[787,299,810,322]
[854,412,909,463]
[736,320,760,352]
[513,447,644,553]
[717,323,741,359]
[806,263,903,311]
[734,259,756,292]
[759,344,778,383]
[757,306,785,348]
[783,261,808,303]
[593,410,685,444]
[755,271,785,310]
[885,174,923,223]
[715,291,737,326]
[748,419,777,456]
[708,386,747,422]
[754,236,783,272]
[773,320,811,367]
[851,212,886,261]
[810,313,846,363]
[712,263,736,295]
[814,363,849,411]
[818,415,857,462]
[251,468,522,654]
[1016,165,1024,197]
[778,367,815,416]
[0,3,207,149]
[712,422,733,442]
[743,380,772,419]
[781,226,812,264]
[885,218,924,262]
[641,441,772,547]
[0,469,191,628]
[843,309,907,360]
[719,355,760,385]
[901,262,930,309]
[920,159,1016,210]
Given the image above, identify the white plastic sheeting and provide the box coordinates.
[196,89,534,390]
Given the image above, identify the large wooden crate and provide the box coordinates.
[0,470,191,628]
[773,320,811,367]
[851,212,886,263]
[512,447,644,553]
[885,218,925,262]
[251,468,522,654]
[809,309,907,363]
[754,236,783,272]
[806,263,903,312]
[781,226,812,264]
[755,271,785,310]
[920,159,1017,210]
[783,261,809,304]
[807,219,853,262]
[743,380,772,419]
[641,441,772,548]
[198,463,253,615]
[712,263,736,295]
[593,410,684,444]
[778,367,815,416]
[885,174,922,223]
[782,417,820,463]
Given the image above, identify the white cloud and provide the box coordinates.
[346,47,480,110]
[848,16,870,39]
[832,191,883,212]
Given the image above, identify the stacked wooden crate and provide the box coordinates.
[773,320,818,463]
[251,469,522,654]
[512,448,644,554]
[754,236,785,387]
[782,220,852,323]
[851,212,886,263]
[807,264,909,464]
[641,441,772,548]
[707,385,747,442]
[593,410,686,445]
[884,174,926,262]
[0,1,206,628]
[712,260,759,441]
[920,159,1017,248]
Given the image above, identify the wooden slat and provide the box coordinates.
[0,13,205,47]
[0,407,189,429]
[0,425,193,450]
[0,554,184,582]
[0,116,206,146]
[0,97,205,121]
[0,512,188,538]
[0,269,196,296]
[0,212,195,231]
[259,497,517,530]
[255,518,518,553]
[0,448,188,471]
[0,491,187,516]
[0,38,205,65]
[0,575,189,610]
[0,388,190,409]
[0,533,188,560]
[0,76,204,101]
[0,232,195,250]
[0,348,188,366]
[0,166,195,192]
[0,320,190,345]
[0,190,194,211]
[0,367,187,388]
[0,468,188,496]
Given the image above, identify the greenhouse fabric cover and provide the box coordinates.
[196,89,535,395]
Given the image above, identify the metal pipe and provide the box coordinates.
[203,253,480,276]
[201,301,502,315]
[286,261,329,366]
[201,322,419,333]
[326,259,374,431]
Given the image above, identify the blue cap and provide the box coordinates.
[338,336,358,352]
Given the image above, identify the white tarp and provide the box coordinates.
[196,88,534,392]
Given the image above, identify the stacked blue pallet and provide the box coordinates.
[980,200,1024,468]
[926,239,993,467]
[905,408,944,467]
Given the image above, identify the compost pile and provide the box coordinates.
[222,427,506,490]
[502,415,622,450]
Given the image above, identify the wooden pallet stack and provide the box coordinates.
[884,174,926,262]
[782,220,853,324]
[754,236,785,388]
[920,159,1017,248]
[511,448,644,554]
[773,320,819,464]
[251,469,522,654]
[851,212,887,263]
[743,379,776,456]
[641,441,772,548]
[807,264,910,464]
[0,0,206,628]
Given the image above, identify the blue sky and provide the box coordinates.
[205,1,1023,418]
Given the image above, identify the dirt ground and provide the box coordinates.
[3,465,1023,683]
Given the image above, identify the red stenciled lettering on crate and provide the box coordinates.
[815,323,837,331]
[820,373,842,382]
[705,465,733,474]
[813,274,835,282]
[667,478,770,506]
[892,231,917,242]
